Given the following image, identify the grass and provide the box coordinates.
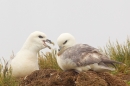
[0,58,19,86]
[100,38,130,73]
[38,49,61,70]
[0,38,130,85]
[127,81,130,85]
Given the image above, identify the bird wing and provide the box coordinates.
[62,44,121,67]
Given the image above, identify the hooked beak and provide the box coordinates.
[46,39,55,45]
[58,46,62,51]
[43,39,54,49]
[58,46,64,56]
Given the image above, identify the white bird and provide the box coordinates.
[10,31,54,78]
[57,33,122,73]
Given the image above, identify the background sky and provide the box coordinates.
[0,0,130,60]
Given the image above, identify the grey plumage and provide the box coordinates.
[61,44,121,68]
[57,33,122,72]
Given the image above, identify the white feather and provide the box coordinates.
[9,31,50,78]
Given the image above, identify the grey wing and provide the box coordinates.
[64,44,121,67]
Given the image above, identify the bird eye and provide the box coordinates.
[63,40,68,44]
[38,35,43,38]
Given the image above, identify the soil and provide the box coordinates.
[20,69,129,86]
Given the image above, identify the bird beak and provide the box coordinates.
[57,46,64,56]
[46,39,55,45]
[58,46,62,51]
[43,39,54,49]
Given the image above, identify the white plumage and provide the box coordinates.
[10,31,54,78]
[57,33,122,73]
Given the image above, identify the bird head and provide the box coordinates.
[57,33,76,56]
[22,31,54,52]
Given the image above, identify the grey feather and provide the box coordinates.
[61,44,122,67]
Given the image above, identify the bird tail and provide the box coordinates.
[101,58,125,68]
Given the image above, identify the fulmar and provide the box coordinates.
[10,31,54,78]
[56,33,122,73]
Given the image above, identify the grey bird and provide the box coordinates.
[56,33,122,73]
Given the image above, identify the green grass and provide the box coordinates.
[38,49,61,70]
[127,81,130,85]
[0,58,19,86]
[100,38,130,73]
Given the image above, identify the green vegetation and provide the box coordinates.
[127,81,130,85]
[101,38,130,73]
[38,49,61,70]
[0,58,19,86]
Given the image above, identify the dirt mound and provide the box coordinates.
[21,69,127,86]
[116,73,130,81]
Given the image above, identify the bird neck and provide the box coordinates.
[21,42,40,53]
[58,46,71,56]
